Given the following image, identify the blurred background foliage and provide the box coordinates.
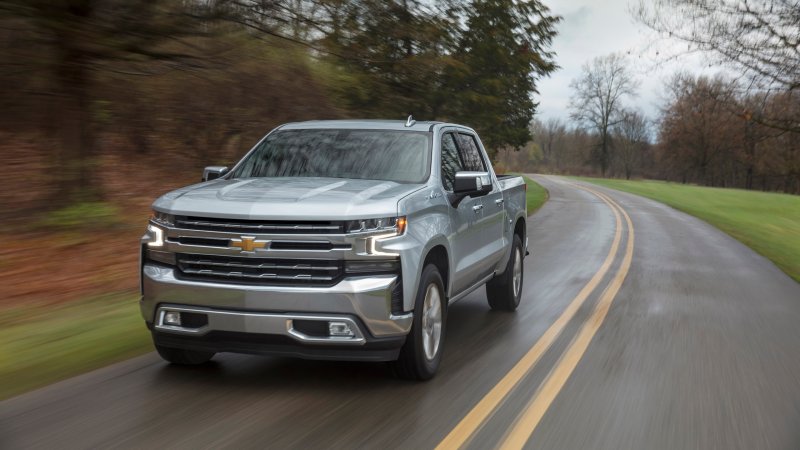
[0,0,559,215]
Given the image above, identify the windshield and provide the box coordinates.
[231,129,431,183]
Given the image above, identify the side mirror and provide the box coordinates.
[202,166,229,182]
[454,171,492,197]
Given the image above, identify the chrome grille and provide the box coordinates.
[176,254,344,286]
[175,216,345,234]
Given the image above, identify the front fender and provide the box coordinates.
[391,188,452,312]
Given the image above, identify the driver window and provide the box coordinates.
[456,133,487,172]
[441,133,464,191]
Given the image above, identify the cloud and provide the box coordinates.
[534,0,724,124]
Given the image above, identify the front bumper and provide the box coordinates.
[141,264,413,359]
[151,329,405,362]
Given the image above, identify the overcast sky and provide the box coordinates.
[534,0,718,124]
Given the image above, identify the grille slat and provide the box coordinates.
[181,259,340,271]
[182,268,335,282]
[177,254,343,286]
[175,216,344,234]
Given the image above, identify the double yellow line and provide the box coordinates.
[436,184,635,450]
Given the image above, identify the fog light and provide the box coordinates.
[163,311,181,326]
[328,321,354,337]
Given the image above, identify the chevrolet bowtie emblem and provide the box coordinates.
[230,236,268,253]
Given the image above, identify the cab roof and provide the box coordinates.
[278,119,474,133]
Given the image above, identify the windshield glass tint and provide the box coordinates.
[231,129,431,183]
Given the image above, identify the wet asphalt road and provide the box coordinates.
[2,176,800,449]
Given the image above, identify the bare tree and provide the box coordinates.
[569,53,639,176]
[659,74,743,185]
[613,109,649,180]
[530,117,566,169]
[633,0,800,133]
[544,118,566,169]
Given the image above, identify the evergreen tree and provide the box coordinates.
[446,0,559,159]
[319,0,459,119]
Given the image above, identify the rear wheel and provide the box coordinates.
[391,264,446,380]
[486,234,524,311]
[154,343,215,365]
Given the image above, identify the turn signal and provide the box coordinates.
[396,217,407,235]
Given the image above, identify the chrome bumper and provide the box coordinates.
[154,304,367,345]
[141,264,413,338]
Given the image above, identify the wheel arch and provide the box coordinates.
[514,215,526,243]
[422,245,450,298]
[405,239,451,312]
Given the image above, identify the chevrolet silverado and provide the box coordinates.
[141,118,528,379]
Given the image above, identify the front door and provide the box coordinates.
[440,132,486,296]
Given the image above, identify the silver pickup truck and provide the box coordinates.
[141,119,527,379]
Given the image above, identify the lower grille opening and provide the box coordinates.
[181,312,209,329]
[391,278,404,315]
[292,320,329,337]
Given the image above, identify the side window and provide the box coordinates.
[440,133,464,191]
[456,133,487,172]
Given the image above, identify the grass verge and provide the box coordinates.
[519,174,549,215]
[577,177,800,283]
[0,292,151,400]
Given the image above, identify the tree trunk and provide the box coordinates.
[53,42,97,206]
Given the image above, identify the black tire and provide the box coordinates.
[486,234,524,311]
[391,264,447,380]
[154,343,215,365]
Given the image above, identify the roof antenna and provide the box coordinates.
[405,115,416,127]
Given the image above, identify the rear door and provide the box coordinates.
[455,132,506,277]
[440,132,486,296]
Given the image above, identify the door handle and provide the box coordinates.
[472,204,483,212]
[495,198,504,206]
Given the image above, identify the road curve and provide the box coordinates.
[2,176,799,449]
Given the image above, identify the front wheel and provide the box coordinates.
[391,264,446,380]
[486,234,524,311]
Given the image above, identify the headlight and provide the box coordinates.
[151,211,175,227]
[345,216,407,235]
[146,223,165,247]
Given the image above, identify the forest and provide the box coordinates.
[0,0,559,218]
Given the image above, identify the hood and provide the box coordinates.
[152,177,426,220]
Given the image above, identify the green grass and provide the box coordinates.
[577,177,800,283]
[38,201,123,229]
[0,292,151,400]
[518,174,549,215]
